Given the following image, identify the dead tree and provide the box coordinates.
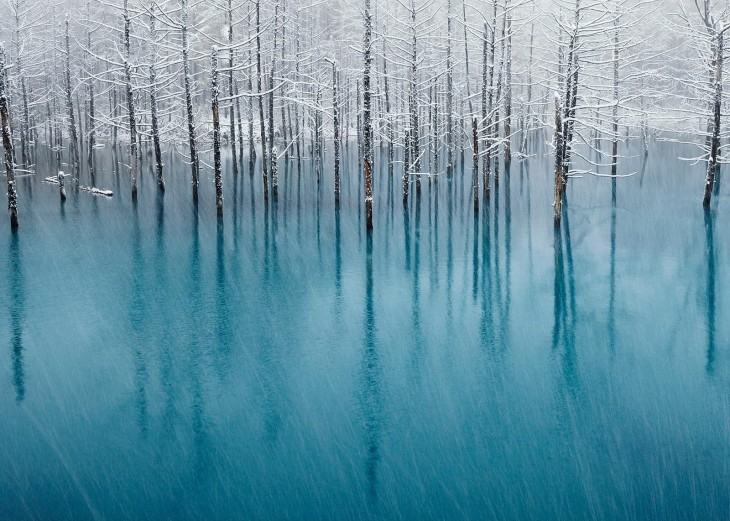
[363,0,374,231]
[256,0,269,201]
[462,0,477,213]
[445,0,454,176]
[86,18,96,177]
[123,0,138,197]
[149,6,164,191]
[227,0,238,178]
[181,0,199,200]
[553,93,564,226]
[269,0,279,200]
[503,2,513,168]
[212,47,223,216]
[703,28,724,208]
[328,59,341,206]
[64,19,80,177]
[0,44,19,229]
[12,0,30,167]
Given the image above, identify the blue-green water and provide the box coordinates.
[0,142,728,520]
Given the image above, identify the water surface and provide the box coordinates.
[0,141,728,520]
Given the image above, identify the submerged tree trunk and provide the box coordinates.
[446,0,453,176]
[212,47,223,216]
[65,20,80,177]
[58,170,67,201]
[247,8,256,175]
[462,0,477,212]
[181,0,199,201]
[554,94,565,227]
[269,0,279,199]
[13,1,29,167]
[382,41,394,178]
[87,26,96,177]
[228,0,238,178]
[611,10,619,179]
[363,0,374,231]
[0,44,19,229]
[149,7,164,191]
[123,0,138,198]
[703,30,724,208]
[235,80,245,166]
[504,6,512,168]
[256,0,269,201]
[409,0,421,196]
[482,19,492,198]
[520,21,535,156]
[331,60,341,206]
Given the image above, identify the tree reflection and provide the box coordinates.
[609,190,617,354]
[8,231,25,402]
[553,211,578,392]
[705,210,716,376]
[359,232,381,499]
[130,202,148,436]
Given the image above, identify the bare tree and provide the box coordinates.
[0,43,19,229]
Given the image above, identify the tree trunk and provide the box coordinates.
[228,0,238,178]
[554,94,564,227]
[504,7,512,168]
[520,21,535,156]
[0,45,19,229]
[181,0,199,201]
[87,28,96,177]
[149,7,164,191]
[65,20,80,177]
[332,61,341,206]
[703,31,723,208]
[212,47,223,216]
[123,0,138,198]
[383,41,393,178]
[256,0,269,201]
[410,0,421,195]
[446,0,453,176]
[363,0,374,231]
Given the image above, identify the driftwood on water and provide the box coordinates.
[45,174,113,197]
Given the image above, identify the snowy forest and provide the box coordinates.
[4,1,730,519]
[0,0,728,229]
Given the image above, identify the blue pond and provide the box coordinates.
[0,141,728,520]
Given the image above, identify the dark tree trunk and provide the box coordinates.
[0,45,19,229]
[212,47,223,216]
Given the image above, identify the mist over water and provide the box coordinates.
[0,140,728,520]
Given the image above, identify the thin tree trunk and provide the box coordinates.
[149,7,164,191]
[235,79,245,166]
[247,6,256,174]
[181,0,199,201]
[383,40,393,178]
[363,0,374,231]
[212,47,223,215]
[520,21,534,156]
[331,61,341,206]
[504,6,512,168]
[0,45,19,229]
[554,94,564,227]
[446,0,453,176]
[256,0,269,201]
[703,31,723,208]
[13,2,29,167]
[228,0,238,178]
[65,21,80,177]
[123,0,138,198]
[410,0,421,196]
[611,9,619,202]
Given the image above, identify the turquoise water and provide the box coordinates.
[0,142,728,520]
